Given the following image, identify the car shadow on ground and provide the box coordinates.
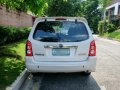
[33,73,101,90]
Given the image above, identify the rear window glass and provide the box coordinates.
[33,21,89,42]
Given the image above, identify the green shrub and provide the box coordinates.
[98,20,104,36]
[0,26,31,45]
[106,23,116,33]
[98,20,117,35]
[117,26,120,30]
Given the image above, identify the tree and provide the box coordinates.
[46,0,81,16]
[98,0,111,34]
[99,0,111,8]
[99,0,111,18]
[81,0,101,33]
[0,0,47,16]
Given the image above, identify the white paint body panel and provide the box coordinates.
[25,56,97,72]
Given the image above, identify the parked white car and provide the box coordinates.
[25,17,97,75]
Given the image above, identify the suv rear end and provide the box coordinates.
[25,17,97,74]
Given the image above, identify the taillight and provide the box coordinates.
[26,40,33,56]
[89,40,96,56]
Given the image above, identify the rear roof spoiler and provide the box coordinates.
[34,17,88,24]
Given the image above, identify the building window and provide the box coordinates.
[110,7,115,15]
[118,5,120,15]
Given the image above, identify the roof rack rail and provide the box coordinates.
[34,17,88,24]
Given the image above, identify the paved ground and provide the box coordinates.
[20,36,120,90]
[92,36,120,90]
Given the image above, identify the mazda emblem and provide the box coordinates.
[59,44,63,48]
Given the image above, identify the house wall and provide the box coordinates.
[0,5,33,27]
[110,0,120,5]
[106,2,120,15]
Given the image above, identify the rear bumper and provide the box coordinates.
[25,57,97,73]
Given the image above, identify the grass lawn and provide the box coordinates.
[103,30,120,40]
[0,39,27,90]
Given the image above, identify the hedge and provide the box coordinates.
[98,20,117,35]
[0,25,31,45]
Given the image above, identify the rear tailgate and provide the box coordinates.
[32,40,90,62]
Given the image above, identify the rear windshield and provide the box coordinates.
[33,21,89,42]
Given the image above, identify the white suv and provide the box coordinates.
[25,17,96,75]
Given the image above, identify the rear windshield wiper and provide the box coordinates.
[35,37,60,42]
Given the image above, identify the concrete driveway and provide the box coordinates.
[20,36,120,90]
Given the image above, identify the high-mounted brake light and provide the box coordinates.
[26,40,33,56]
[89,40,96,56]
[56,18,66,20]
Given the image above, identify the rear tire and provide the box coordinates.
[83,71,91,76]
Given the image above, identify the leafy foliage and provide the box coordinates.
[0,26,31,45]
[81,0,101,33]
[47,0,81,16]
[99,0,111,8]
[106,23,116,33]
[98,20,104,35]
[0,0,47,16]
[98,0,113,35]
[98,20,117,35]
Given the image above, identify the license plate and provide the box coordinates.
[52,48,70,56]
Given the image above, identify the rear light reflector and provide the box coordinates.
[89,40,96,56]
[26,40,33,56]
